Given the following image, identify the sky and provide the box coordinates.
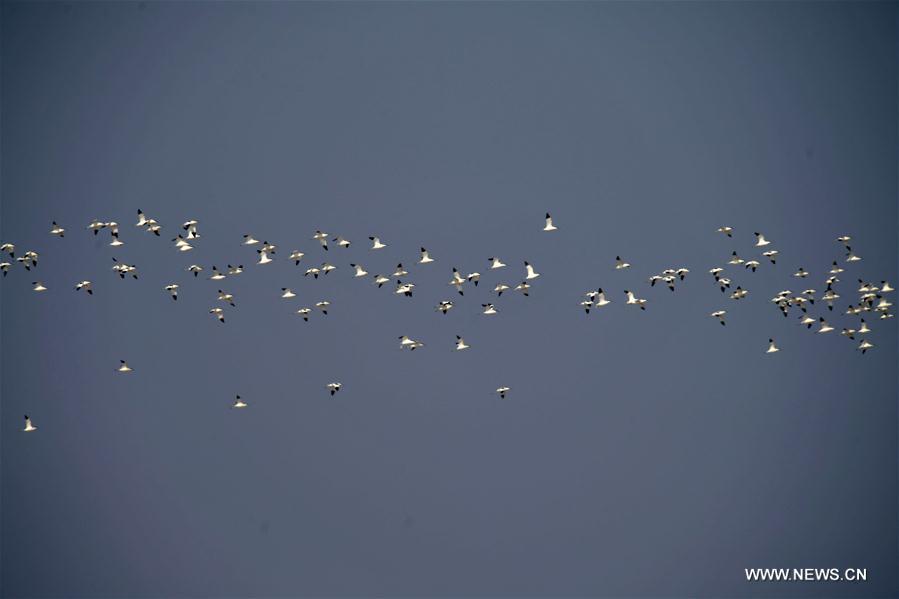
[1,2,897,597]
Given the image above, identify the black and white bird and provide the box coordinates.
[217,290,235,307]
[23,415,37,432]
[327,382,342,395]
[437,301,454,315]
[209,266,226,281]
[395,281,415,297]
[624,290,647,309]
[313,230,329,250]
[289,250,305,265]
[281,288,296,299]
[614,256,631,270]
[32,281,47,292]
[766,338,780,353]
[496,386,510,399]
[296,308,311,321]
[455,336,469,351]
[711,310,726,325]
[525,261,540,280]
[369,236,387,250]
[754,232,771,247]
[50,221,65,237]
[543,213,557,232]
[351,264,368,278]
[164,284,179,300]
[232,395,248,409]
[493,283,510,296]
[373,274,390,288]
[489,257,506,270]
[315,301,330,315]
[482,303,498,315]
[117,360,133,373]
[210,307,225,323]
[419,248,435,264]
[75,281,92,295]
[515,281,531,297]
[333,236,351,248]
[717,226,733,237]
[187,265,203,277]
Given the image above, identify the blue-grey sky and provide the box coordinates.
[1,2,897,597]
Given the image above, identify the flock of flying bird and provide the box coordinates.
[3,211,894,433]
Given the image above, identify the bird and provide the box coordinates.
[489,257,506,269]
[858,339,874,354]
[436,301,454,315]
[419,248,435,264]
[289,250,305,265]
[75,281,92,295]
[373,274,390,288]
[182,220,200,239]
[164,284,179,300]
[817,318,834,333]
[455,336,469,350]
[728,251,744,265]
[846,252,862,263]
[50,221,65,237]
[399,336,424,351]
[467,272,480,286]
[0,242,15,256]
[543,213,557,232]
[32,281,47,292]
[496,386,510,399]
[754,232,771,247]
[217,290,235,307]
[208,266,226,281]
[297,308,311,321]
[227,265,244,276]
[395,281,415,297]
[23,415,37,432]
[858,319,871,335]
[369,236,387,250]
[709,267,724,279]
[515,281,531,297]
[614,256,630,270]
[305,266,320,279]
[0,262,9,276]
[315,301,330,315]
[187,265,203,277]
[117,360,132,373]
[717,226,733,237]
[744,260,760,272]
[493,283,510,296]
[766,339,780,353]
[730,286,748,300]
[525,261,540,280]
[172,235,193,252]
[111,258,138,279]
[793,267,808,278]
[351,264,368,278]
[711,310,726,325]
[232,395,248,408]
[881,281,894,293]
[242,234,259,245]
[313,230,329,250]
[320,263,336,275]
[257,249,272,265]
[624,290,647,309]
[333,236,351,248]
[594,289,611,307]
[209,307,225,323]
[482,303,498,315]
[327,382,342,396]
[762,250,778,264]
[579,300,593,314]
[281,288,296,299]
[449,269,465,295]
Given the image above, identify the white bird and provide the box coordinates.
[50,221,65,237]
[111,258,138,279]
[709,267,724,279]
[436,301,454,315]
[257,249,272,265]
[373,274,390,288]
[754,232,771,247]
[744,260,760,272]
[493,283,510,296]
[305,267,320,279]
[242,234,259,245]
[817,318,834,333]
[419,248,435,264]
[579,300,593,314]
[395,281,415,297]
[187,265,203,277]
[793,267,808,278]
[717,226,733,237]
[467,272,480,286]
[227,265,244,276]
[525,261,540,279]
[209,307,225,323]
[232,395,248,408]
[614,256,631,270]
[624,290,647,309]
[858,319,871,335]
[728,252,744,265]
[730,286,748,300]
[23,415,37,432]
[455,335,469,351]
[515,281,531,297]
[711,310,726,325]
[315,301,330,315]
[313,230,329,250]
[74,281,92,295]
[217,290,235,307]
[846,252,862,263]
[320,263,337,275]
[881,281,894,293]
[829,261,844,275]
[164,284,179,300]
[762,250,778,264]
[399,336,424,350]
[496,386,510,399]
[333,236,351,248]
[766,338,780,353]
[799,315,816,328]
[858,339,874,354]
[1,242,15,256]
[209,266,226,280]
[32,281,47,292]
[482,303,498,315]
[449,269,465,295]
[289,250,305,265]
[369,236,387,250]
[182,220,200,239]
[172,235,193,252]
[281,288,296,299]
[489,257,506,270]
[393,263,409,278]
[297,307,312,321]
[327,382,342,395]
[594,288,611,307]
[543,212,557,232]
[117,360,133,373]
[0,262,9,276]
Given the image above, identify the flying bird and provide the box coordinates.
[23,415,37,432]
[117,360,132,373]
[543,213,557,232]
[369,236,387,250]
[50,221,65,237]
